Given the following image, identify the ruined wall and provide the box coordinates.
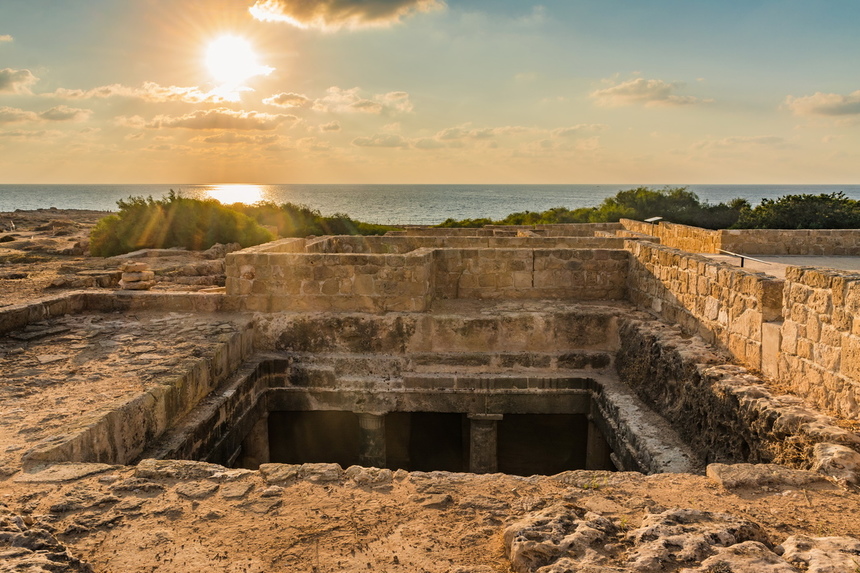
[390,222,622,237]
[720,229,860,255]
[621,219,860,255]
[615,319,860,467]
[625,240,783,371]
[226,249,435,313]
[779,266,860,418]
[304,235,624,254]
[621,219,721,253]
[434,249,627,300]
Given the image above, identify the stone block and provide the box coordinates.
[761,322,781,378]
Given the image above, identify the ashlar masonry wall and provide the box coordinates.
[780,266,860,418]
[226,237,629,312]
[625,240,783,372]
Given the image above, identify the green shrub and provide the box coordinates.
[231,201,395,237]
[732,192,860,229]
[90,192,274,257]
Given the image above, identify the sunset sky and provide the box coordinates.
[1,0,859,184]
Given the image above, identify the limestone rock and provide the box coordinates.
[135,459,224,481]
[300,462,343,483]
[625,508,769,572]
[706,463,829,489]
[811,443,860,485]
[175,481,219,499]
[779,535,860,573]
[12,462,117,483]
[259,463,300,485]
[344,465,393,486]
[503,503,617,573]
[220,482,254,499]
[681,541,800,572]
[260,485,284,497]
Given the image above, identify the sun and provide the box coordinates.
[206,35,273,86]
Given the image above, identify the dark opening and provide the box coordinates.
[267,411,360,468]
[385,412,467,473]
[497,414,589,476]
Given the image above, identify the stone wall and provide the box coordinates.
[621,219,721,253]
[625,240,783,371]
[779,266,860,418]
[434,249,627,300]
[616,319,860,467]
[305,235,624,254]
[720,229,860,255]
[390,222,622,237]
[621,218,860,255]
[227,240,630,311]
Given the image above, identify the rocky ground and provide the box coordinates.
[1,210,860,572]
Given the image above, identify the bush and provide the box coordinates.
[436,187,745,230]
[732,192,860,229]
[90,192,274,257]
[230,201,395,237]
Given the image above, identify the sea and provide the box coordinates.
[1,184,859,226]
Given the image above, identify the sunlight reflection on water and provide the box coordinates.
[204,184,266,205]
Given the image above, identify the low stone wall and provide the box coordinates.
[305,235,624,254]
[227,239,630,311]
[434,249,627,300]
[779,266,860,418]
[621,219,721,253]
[621,218,860,255]
[721,229,860,255]
[625,240,783,371]
[390,222,622,237]
[616,319,860,467]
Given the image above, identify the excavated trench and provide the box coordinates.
[141,304,700,476]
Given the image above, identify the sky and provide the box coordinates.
[1,0,859,184]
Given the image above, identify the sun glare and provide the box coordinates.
[206,35,273,86]
[206,184,265,205]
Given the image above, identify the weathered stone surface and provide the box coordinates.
[811,442,860,485]
[681,541,800,572]
[345,465,393,486]
[12,463,117,483]
[779,535,860,573]
[135,459,224,481]
[258,463,300,485]
[503,503,617,573]
[300,462,343,483]
[626,508,769,572]
[706,463,829,489]
[175,481,219,499]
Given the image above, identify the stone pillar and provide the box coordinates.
[585,419,613,470]
[468,414,503,474]
[240,412,270,470]
[357,413,387,468]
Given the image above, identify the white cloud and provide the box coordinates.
[0,68,38,94]
[195,132,282,145]
[147,108,297,130]
[49,82,238,104]
[39,105,92,122]
[249,0,444,30]
[0,106,38,123]
[591,78,707,107]
[319,121,341,132]
[314,87,413,114]
[0,35,12,44]
[0,105,91,123]
[263,92,313,108]
[785,90,860,116]
[551,124,607,138]
[352,133,409,148]
[692,135,788,151]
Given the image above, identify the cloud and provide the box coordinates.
[352,133,408,148]
[147,108,297,130]
[0,129,62,140]
[115,115,147,129]
[39,105,92,122]
[785,90,860,116]
[319,121,341,132]
[692,135,788,151]
[551,124,606,138]
[314,87,413,114]
[0,68,38,94]
[249,0,444,30]
[0,106,38,123]
[195,132,282,145]
[0,105,90,124]
[263,92,312,108]
[591,78,706,107]
[0,35,12,44]
[49,82,238,104]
